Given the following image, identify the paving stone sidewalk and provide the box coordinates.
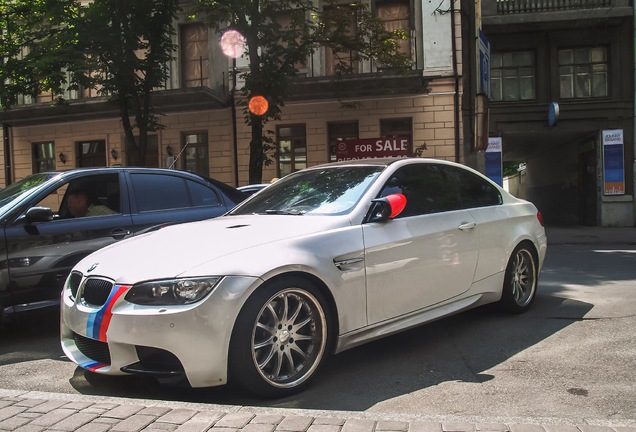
[1,390,635,432]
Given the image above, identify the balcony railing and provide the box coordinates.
[496,0,611,14]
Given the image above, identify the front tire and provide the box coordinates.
[229,276,331,398]
[499,243,538,314]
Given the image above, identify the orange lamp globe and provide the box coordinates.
[248,96,269,116]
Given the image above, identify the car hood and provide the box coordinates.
[75,214,348,282]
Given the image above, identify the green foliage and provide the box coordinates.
[0,0,81,109]
[192,0,412,182]
[503,161,523,178]
[0,0,182,166]
[70,0,182,165]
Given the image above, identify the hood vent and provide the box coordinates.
[226,224,250,229]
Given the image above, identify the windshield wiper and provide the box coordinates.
[257,209,305,215]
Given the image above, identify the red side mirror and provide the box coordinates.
[385,193,407,218]
[367,193,407,222]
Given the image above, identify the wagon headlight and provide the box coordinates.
[125,277,222,305]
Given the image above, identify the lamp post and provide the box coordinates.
[221,29,246,187]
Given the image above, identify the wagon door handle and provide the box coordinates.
[111,228,131,240]
[458,221,476,231]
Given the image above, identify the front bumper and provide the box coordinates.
[60,274,260,388]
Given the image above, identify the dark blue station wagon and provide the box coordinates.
[0,167,246,322]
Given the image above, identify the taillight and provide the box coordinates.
[537,211,544,227]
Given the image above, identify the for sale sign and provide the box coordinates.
[336,138,411,161]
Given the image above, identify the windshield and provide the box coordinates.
[0,173,59,212]
[231,166,384,216]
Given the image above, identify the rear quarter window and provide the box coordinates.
[131,173,190,212]
[444,166,502,208]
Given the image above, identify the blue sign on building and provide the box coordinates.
[478,30,490,98]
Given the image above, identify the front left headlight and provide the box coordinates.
[125,277,222,306]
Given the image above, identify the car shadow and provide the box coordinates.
[0,307,63,366]
[63,292,592,411]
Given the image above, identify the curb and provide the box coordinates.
[1,390,635,431]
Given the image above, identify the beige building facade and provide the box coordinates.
[1,2,476,190]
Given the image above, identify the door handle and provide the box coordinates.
[111,228,131,240]
[458,221,476,231]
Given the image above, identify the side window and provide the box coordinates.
[131,174,190,212]
[443,166,502,209]
[188,180,221,207]
[39,174,120,219]
[380,164,462,217]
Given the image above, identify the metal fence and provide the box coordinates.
[496,0,611,14]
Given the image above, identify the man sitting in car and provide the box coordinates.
[67,189,117,217]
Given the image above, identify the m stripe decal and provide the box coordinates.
[87,285,129,341]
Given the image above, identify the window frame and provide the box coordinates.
[323,4,360,76]
[32,141,56,173]
[328,121,359,162]
[180,22,210,88]
[124,135,159,167]
[76,139,107,168]
[380,118,412,145]
[558,46,608,99]
[490,50,537,102]
[180,132,209,177]
[276,124,307,177]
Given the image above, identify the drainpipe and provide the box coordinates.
[633,0,636,225]
[2,124,11,186]
[451,0,460,163]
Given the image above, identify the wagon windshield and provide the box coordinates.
[0,173,59,215]
[231,166,384,216]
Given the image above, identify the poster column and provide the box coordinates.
[486,137,503,186]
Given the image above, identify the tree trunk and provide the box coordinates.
[249,118,264,184]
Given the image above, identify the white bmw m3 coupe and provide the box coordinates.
[61,158,547,398]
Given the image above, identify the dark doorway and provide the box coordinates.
[578,148,597,225]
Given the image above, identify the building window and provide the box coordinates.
[274,11,308,76]
[559,47,608,98]
[380,118,412,142]
[33,141,56,172]
[181,22,209,88]
[182,132,209,177]
[76,140,106,167]
[491,51,536,101]
[277,124,307,177]
[324,5,358,76]
[328,121,359,161]
[124,135,159,167]
[377,0,411,59]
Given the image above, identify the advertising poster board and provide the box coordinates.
[602,129,625,195]
[485,137,503,186]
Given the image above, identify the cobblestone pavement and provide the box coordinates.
[1,390,635,432]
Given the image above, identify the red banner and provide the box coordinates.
[335,138,411,161]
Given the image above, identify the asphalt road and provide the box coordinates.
[1,242,635,425]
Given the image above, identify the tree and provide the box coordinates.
[70,0,181,166]
[192,0,411,184]
[0,0,80,110]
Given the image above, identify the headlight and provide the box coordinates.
[125,277,222,305]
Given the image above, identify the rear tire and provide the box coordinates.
[499,243,538,314]
[229,276,331,398]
